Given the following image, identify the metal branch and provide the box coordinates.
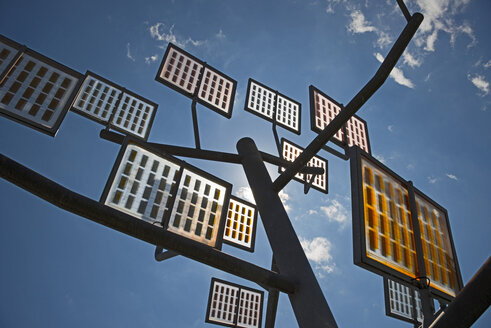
[272,12,424,193]
[0,153,296,294]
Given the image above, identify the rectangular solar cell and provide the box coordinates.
[384,277,423,324]
[101,141,181,226]
[206,278,264,328]
[156,43,236,119]
[0,48,82,136]
[350,147,462,301]
[244,78,301,135]
[310,85,371,153]
[280,138,328,194]
[71,72,157,140]
[222,196,258,252]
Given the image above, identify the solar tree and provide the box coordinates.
[2,1,488,328]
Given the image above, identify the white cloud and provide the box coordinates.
[149,23,205,48]
[387,125,394,132]
[278,190,291,213]
[144,54,158,64]
[300,237,335,274]
[446,173,458,181]
[348,10,376,34]
[320,199,348,224]
[376,31,392,49]
[375,53,414,88]
[126,43,135,62]
[308,209,318,215]
[428,176,438,184]
[403,51,422,68]
[468,74,490,96]
[484,60,491,69]
[374,154,386,164]
[235,187,255,204]
[216,29,226,39]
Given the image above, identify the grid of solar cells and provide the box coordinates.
[111,93,156,139]
[388,279,422,323]
[236,289,262,328]
[247,80,275,119]
[361,157,418,278]
[0,53,79,130]
[223,198,256,250]
[167,169,227,247]
[105,144,180,225]
[159,46,203,95]
[313,89,343,141]
[72,75,121,122]
[208,280,239,326]
[0,41,18,76]
[346,115,369,153]
[275,94,300,133]
[282,140,327,192]
[415,193,459,297]
[198,67,234,116]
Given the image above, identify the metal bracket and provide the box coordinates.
[154,246,179,262]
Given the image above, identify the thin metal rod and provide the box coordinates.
[396,0,412,22]
[428,257,491,328]
[237,137,337,328]
[154,246,179,261]
[272,12,423,193]
[99,130,323,176]
[191,99,201,150]
[322,145,348,161]
[0,153,296,294]
[407,181,435,327]
[265,257,280,328]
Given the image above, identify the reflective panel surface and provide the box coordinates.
[223,197,257,252]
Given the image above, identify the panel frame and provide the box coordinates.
[100,136,231,250]
[350,146,462,302]
[309,85,371,154]
[244,78,301,135]
[383,276,422,324]
[0,46,83,137]
[222,195,259,253]
[70,70,158,141]
[205,277,264,328]
[155,42,236,119]
[0,34,23,79]
[279,138,328,194]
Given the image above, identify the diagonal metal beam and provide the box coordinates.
[0,153,296,294]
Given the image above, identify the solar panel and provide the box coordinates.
[101,138,232,249]
[280,138,328,193]
[310,85,370,153]
[0,48,82,136]
[71,71,158,140]
[222,196,258,252]
[244,78,301,135]
[205,278,264,328]
[384,277,423,324]
[350,147,462,301]
[155,43,236,118]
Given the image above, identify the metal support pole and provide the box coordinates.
[396,0,412,22]
[191,99,201,149]
[272,12,423,192]
[322,145,349,161]
[428,257,491,328]
[154,246,179,261]
[237,137,337,328]
[407,181,435,327]
[0,153,296,294]
[265,257,280,328]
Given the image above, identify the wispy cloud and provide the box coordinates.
[144,54,158,64]
[319,199,348,225]
[278,190,291,213]
[484,60,491,69]
[403,51,422,68]
[387,125,394,132]
[126,43,135,62]
[216,29,226,40]
[446,173,458,181]
[375,53,414,88]
[235,187,255,204]
[300,237,335,275]
[308,209,318,215]
[149,23,205,49]
[428,176,438,184]
[348,10,376,34]
[468,74,490,96]
[374,154,386,164]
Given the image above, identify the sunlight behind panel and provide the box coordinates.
[280,138,328,193]
[205,278,264,328]
[223,196,258,252]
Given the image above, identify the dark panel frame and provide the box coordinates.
[222,195,259,253]
[309,85,371,154]
[279,138,328,194]
[383,276,420,324]
[155,42,236,119]
[205,277,265,328]
[244,78,301,135]
[100,136,231,250]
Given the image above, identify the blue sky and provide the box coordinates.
[0,0,490,327]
